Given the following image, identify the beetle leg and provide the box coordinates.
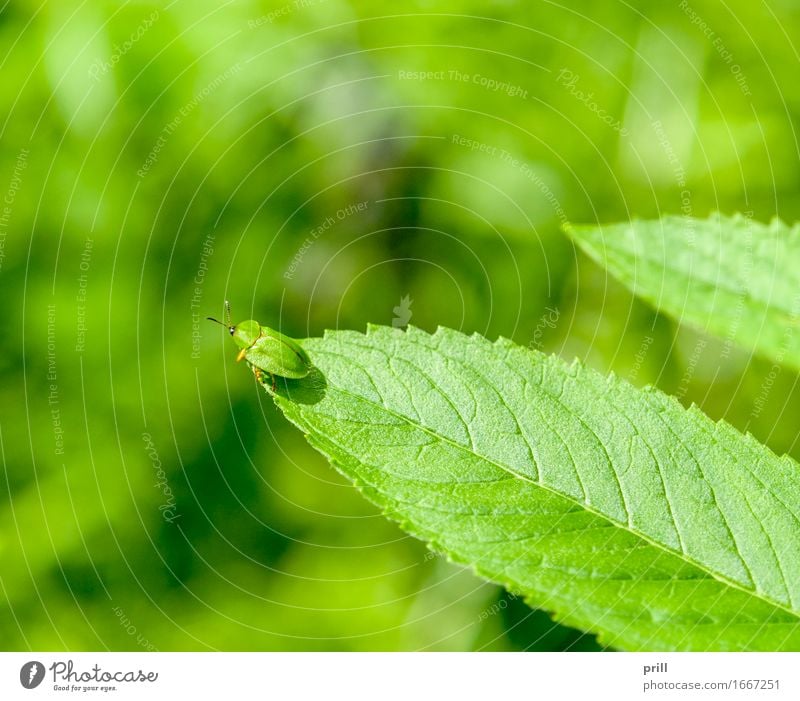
[271,373,276,392]
[237,348,247,362]
[253,367,263,384]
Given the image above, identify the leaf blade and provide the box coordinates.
[273,325,800,650]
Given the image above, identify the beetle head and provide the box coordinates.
[231,320,261,349]
[207,302,260,349]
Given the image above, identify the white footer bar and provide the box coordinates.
[0,652,797,700]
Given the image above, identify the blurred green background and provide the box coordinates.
[2,0,799,651]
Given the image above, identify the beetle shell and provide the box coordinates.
[232,320,261,350]
[243,325,311,379]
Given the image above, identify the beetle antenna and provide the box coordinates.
[224,300,232,326]
[207,316,236,335]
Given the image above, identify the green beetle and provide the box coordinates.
[208,301,311,389]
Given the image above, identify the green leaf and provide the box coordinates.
[565,214,800,370]
[270,325,800,651]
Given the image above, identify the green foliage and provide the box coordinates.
[4,0,800,651]
[566,214,800,370]
[273,325,800,651]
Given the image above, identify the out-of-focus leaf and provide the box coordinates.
[567,214,800,370]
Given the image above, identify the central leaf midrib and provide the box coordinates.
[311,378,800,622]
